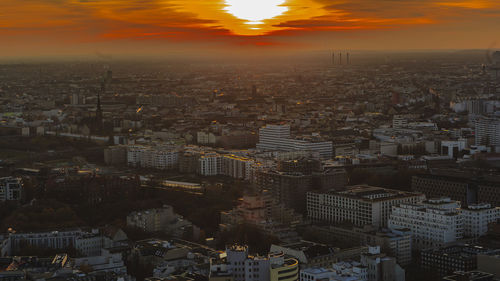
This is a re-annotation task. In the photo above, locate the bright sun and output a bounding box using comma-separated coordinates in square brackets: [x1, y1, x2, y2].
[223, 0, 289, 27]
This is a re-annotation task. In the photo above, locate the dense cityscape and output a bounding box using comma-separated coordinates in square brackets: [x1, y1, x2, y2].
[0, 50, 499, 281]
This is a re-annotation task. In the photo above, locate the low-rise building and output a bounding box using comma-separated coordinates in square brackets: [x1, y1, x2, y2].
[210, 245, 299, 281]
[299, 267, 336, 281]
[421, 245, 500, 277]
[307, 185, 425, 228]
[442, 271, 495, 281]
[308, 225, 412, 266]
[126, 205, 195, 238]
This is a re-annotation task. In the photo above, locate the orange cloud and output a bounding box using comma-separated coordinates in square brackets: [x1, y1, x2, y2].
[1, 0, 500, 55]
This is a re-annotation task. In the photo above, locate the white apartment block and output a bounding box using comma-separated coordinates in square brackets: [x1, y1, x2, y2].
[462, 203, 500, 238]
[221, 155, 254, 180]
[199, 153, 222, 176]
[256, 124, 333, 159]
[388, 197, 463, 249]
[127, 145, 179, 170]
[0, 177, 22, 202]
[307, 185, 425, 228]
[475, 116, 500, 147]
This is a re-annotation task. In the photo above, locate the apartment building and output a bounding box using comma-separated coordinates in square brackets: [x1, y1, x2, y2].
[221, 155, 254, 180]
[127, 145, 180, 170]
[388, 197, 463, 249]
[199, 152, 223, 176]
[0, 177, 22, 202]
[462, 203, 500, 237]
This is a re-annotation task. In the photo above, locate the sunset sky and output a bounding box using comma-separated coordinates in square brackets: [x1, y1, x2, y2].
[1, 0, 500, 58]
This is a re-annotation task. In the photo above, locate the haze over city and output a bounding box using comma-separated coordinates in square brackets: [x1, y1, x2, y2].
[1, 2, 500, 281]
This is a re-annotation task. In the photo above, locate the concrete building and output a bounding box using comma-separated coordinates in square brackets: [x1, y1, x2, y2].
[277, 158, 321, 175]
[126, 205, 194, 237]
[392, 116, 408, 129]
[441, 140, 467, 158]
[421, 245, 500, 276]
[307, 185, 425, 228]
[475, 116, 500, 148]
[270, 241, 342, 269]
[331, 261, 368, 281]
[388, 198, 463, 249]
[127, 145, 180, 170]
[199, 152, 222, 176]
[443, 271, 495, 281]
[179, 150, 201, 174]
[221, 191, 303, 243]
[211, 245, 299, 281]
[360, 246, 405, 281]
[0, 177, 22, 202]
[104, 145, 128, 165]
[256, 125, 333, 159]
[222, 155, 254, 180]
[74, 249, 127, 275]
[255, 170, 313, 213]
[308, 225, 412, 266]
[300, 267, 336, 281]
[256, 125, 293, 151]
[411, 174, 500, 207]
[197, 131, 217, 145]
[75, 230, 106, 257]
[0, 228, 125, 257]
[462, 203, 500, 237]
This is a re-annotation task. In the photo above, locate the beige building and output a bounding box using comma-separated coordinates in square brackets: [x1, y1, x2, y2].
[307, 185, 425, 228]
